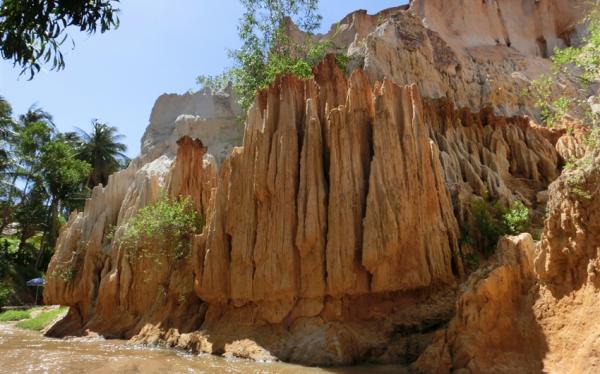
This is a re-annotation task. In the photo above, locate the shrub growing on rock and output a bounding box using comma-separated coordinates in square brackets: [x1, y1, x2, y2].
[527, 3, 599, 132]
[119, 196, 203, 263]
[466, 199, 531, 257]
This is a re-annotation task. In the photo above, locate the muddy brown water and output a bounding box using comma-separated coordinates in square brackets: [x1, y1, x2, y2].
[0, 323, 406, 373]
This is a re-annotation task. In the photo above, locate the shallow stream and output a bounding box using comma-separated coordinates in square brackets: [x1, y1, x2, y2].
[0, 323, 406, 373]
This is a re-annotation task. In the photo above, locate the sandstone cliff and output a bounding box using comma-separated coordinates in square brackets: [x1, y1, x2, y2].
[45, 57, 566, 365]
[304, 0, 588, 119]
[43, 0, 596, 370]
[414, 152, 600, 373]
[44, 90, 241, 337]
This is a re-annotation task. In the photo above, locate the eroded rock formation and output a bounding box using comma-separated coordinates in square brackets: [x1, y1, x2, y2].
[302, 0, 588, 119]
[412, 153, 600, 373]
[45, 56, 566, 366]
[413, 234, 544, 373]
[43, 0, 599, 370]
[44, 90, 241, 338]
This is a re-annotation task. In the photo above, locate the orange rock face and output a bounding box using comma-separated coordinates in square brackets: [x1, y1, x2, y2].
[194, 56, 562, 320]
[413, 234, 544, 373]
[45, 56, 567, 365]
[195, 60, 462, 325]
[414, 153, 600, 373]
[42, 0, 598, 369]
[45, 136, 215, 338]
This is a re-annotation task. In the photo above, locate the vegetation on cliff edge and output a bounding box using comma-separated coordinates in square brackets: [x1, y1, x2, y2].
[120, 195, 204, 264]
[461, 199, 530, 267]
[528, 2, 599, 135]
[195, 0, 353, 113]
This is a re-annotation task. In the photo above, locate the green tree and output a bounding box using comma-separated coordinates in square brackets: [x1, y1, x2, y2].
[0, 96, 15, 232]
[0, 0, 120, 78]
[0, 96, 14, 176]
[120, 195, 204, 263]
[76, 120, 128, 188]
[18, 105, 54, 128]
[14, 182, 48, 252]
[39, 139, 91, 256]
[197, 0, 325, 112]
[464, 199, 530, 257]
[0, 115, 54, 233]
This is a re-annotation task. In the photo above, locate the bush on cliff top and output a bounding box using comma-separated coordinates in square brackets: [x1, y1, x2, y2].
[119, 195, 204, 262]
[527, 3, 599, 130]
[195, 0, 352, 113]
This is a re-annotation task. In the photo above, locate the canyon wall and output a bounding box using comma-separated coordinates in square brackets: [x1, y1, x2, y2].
[414, 152, 600, 373]
[43, 0, 597, 369]
[45, 57, 565, 365]
[304, 0, 588, 119]
[44, 89, 241, 338]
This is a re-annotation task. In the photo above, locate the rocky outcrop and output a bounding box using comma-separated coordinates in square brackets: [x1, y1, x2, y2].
[44, 54, 566, 365]
[531, 152, 600, 373]
[48, 56, 568, 365]
[414, 153, 600, 373]
[44, 90, 241, 337]
[141, 88, 242, 164]
[310, 0, 587, 119]
[413, 234, 544, 373]
[411, 0, 586, 56]
[194, 63, 462, 325]
[535, 152, 600, 293]
[44, 0, 594, 369]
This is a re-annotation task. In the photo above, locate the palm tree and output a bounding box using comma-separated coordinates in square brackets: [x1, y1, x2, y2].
[76, 120, 129, 188]
[0, 96, 14, 174]
[18, 104, 54, 128]
[1, 102, 56, 232]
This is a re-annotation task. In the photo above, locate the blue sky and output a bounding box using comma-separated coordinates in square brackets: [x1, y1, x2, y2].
[0, 1, 406, 157]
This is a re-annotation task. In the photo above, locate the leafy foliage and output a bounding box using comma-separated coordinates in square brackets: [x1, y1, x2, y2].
[529, 75, 574, 127]
[0, 281, 12, 307]
[0, 97, 127, 301]
[527, 2, 600, 130]
[40, 140, 91, 201]
[565, 155, 595, 200]
[53, 265, 77, 283]
[502, 200, 530, 235]
[0, 0, 120, 78]
[120, 196, 204, 263]
[196, 0, 337, 112]
[0, 96, 14, 175]
[465, 199, 530, 256]
[75, 120, 129, 188]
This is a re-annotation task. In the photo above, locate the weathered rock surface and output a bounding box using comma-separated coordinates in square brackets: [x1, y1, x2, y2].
[414, 153, 600, 373]
[195, 64, 462, 323]
[532, 152, 600, 373]
[45, 90, 241, 337]
[47, 56, 566, 366]
[413, 234, 544, 373]
[310, 0, 587, 119]
[44, 0, 597, 369]
[141, 88, 242, 164]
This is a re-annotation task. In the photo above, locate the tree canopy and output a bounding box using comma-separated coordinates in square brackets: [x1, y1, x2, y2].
[197, 0, 328, 112]
[0, 0, 120, 78]
[0, 97, 127, 280]
[75, 120, 129, 188]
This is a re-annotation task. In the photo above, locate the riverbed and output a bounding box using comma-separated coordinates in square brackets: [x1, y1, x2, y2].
[0, 323, 406, 373]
